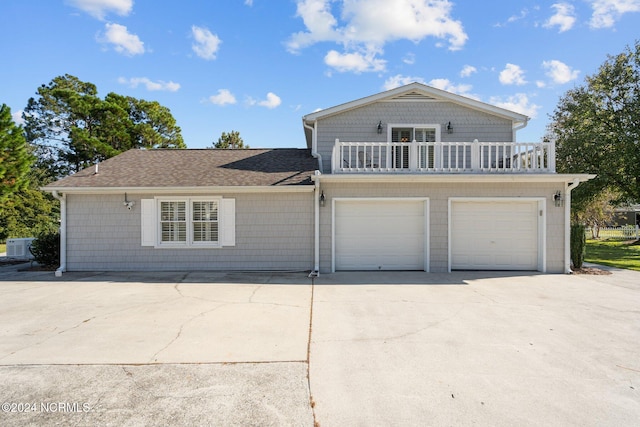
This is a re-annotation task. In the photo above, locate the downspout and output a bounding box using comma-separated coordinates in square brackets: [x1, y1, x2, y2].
[512, 118, 529, 140]
[51, 191, 67, 277]
[564, 179, 580, 274]
[304, 119, 322, 276]
[303, 119, 323, 172]
[311, 173, 321, 275]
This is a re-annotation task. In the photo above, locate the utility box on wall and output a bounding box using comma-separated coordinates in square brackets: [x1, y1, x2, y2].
[6, 238, 35, 259]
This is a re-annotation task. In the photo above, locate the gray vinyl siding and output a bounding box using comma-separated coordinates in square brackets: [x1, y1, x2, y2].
[316, 101, 513, 173]
[65, 192, 314, 272]
[318, 181, 566, 274]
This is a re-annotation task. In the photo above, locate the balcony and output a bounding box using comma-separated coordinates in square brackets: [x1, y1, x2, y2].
[332, 139, 556, 174]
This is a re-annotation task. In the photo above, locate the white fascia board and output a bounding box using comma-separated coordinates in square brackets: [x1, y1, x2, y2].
[312, 173, 596, 184]
[302, 82, 529, 125]
[41, 185, 315, 195]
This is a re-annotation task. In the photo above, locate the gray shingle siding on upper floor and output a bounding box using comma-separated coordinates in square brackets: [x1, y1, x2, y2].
[315, 101, 513, 174]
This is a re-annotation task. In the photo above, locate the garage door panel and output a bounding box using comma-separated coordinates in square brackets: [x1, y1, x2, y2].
[451, 200, 539, 271]
[335, 200, 426, 271]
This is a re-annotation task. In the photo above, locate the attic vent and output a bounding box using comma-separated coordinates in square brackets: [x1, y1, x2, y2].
[390, 91, 437, 101]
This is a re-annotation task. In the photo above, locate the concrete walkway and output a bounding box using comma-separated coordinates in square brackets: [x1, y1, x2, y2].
[0, 268, 638, 426]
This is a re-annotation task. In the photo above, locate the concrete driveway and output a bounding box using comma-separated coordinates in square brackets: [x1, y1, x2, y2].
[0, 265, 638, 426]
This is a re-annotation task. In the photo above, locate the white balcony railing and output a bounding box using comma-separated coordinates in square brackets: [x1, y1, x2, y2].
[331, 139, 556, 173]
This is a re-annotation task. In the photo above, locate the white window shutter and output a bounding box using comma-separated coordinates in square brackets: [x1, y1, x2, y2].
[141, 199, 156, 246]
[220, 198, 236, 246]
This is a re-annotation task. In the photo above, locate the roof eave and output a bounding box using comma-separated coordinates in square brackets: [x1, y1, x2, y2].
[303, 82, 529, 124]
[312, 173, 596, 184]
[41, 185, 315, 195]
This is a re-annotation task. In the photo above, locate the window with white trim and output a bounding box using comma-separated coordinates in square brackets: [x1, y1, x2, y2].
[141, 197, 235, 248]
[390, 126, 439, 169]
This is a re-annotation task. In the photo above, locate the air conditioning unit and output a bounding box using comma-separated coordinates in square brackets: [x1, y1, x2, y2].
[6, 238, 36, 259]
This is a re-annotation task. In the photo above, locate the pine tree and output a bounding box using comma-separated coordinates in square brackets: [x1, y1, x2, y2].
[0, 104, 33, 203]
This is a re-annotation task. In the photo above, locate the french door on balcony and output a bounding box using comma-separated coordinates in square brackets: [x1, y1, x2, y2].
[391, 127, 437, 169]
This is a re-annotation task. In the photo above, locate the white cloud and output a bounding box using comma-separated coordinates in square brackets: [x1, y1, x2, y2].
[99, 23, 144, 56]
[259, 92, 282, 109]
[247, 92, 282, 109]
[118, 77, 180, 92]
[589, 0, 640, 28]
[499, 63, 527, 85]
[508, 8, 529, 23]
[544, 3, 577, 32]
[490, 93, 540, 118]
[191, 26, 221, 60]
[245, 0, 254, 5]
[66, 0, 132, 20]
[208, 89, 237, 106]
[403, 53, 416, 65]
[428, 78, 479, 99]
[460, 65, 477, 78]
[287, 0, 467, 73]
[542, 59, 580, 84]
[11, 110, 24, 126]
[324, 49, 386, 73]
[383, 74, 426, 90]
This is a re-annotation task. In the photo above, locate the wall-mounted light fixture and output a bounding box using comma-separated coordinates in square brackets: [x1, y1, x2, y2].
[123, 193, 135, 211]
[320, 191, 326, 207]
[377, 121, 383, 134]
[553, 191, 564, 207]
[446, 121, 453, 134]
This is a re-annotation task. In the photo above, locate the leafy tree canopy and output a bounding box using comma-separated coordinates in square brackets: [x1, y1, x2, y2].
[549, 41, 640, 210]
[214, 130, 248, 149]
[24, 74, 185, 179]
[0, 103, 33, 203]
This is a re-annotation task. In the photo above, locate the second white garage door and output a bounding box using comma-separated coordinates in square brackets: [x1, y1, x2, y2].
[334, 199, 427, 271]
[450, 199, 542, 271]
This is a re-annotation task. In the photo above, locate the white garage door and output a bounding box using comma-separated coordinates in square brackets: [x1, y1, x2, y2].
[335, 200, 426, 271]
[450, 200, 540, 270]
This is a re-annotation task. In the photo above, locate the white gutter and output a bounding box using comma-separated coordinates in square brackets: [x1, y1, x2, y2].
[51, 191, 66, 277]
[564, 179, 581, 274]
[43, 186, 315, 195]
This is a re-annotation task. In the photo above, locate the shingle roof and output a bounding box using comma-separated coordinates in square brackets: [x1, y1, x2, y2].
[45, 148, 318, 189]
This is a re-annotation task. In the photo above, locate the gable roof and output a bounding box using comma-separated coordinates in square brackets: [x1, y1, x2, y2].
[303, 82, 529, 124]
[44, 148, 318, 192]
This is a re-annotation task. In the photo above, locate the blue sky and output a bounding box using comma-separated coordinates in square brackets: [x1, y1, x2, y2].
[1, 0, 638, 148]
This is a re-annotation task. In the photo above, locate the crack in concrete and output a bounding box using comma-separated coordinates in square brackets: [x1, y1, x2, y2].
[147, 304, 226, 363]
[317, 306, 466, 343]
[0, 296, 183, 362]
[248, 285, 262, 303]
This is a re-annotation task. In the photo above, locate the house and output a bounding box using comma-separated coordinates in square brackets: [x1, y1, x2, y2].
[44, 83, 594, 276]
[610, 204, 640, 227]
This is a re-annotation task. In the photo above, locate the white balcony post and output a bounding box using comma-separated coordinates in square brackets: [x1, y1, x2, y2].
[409, 140, 418, 171]
[548, 141, 556, 172]
[471, 139, 480, 171]
[332, 138, 340, 173]
[434, 142, 442, 170]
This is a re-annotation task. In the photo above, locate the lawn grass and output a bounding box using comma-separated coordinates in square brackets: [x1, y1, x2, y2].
[0, 243, 5, 254]
[585, 239, 640, 271]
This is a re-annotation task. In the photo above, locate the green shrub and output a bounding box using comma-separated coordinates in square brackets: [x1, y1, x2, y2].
[570, 224, 586, 269]
[30, 231, 60, 267]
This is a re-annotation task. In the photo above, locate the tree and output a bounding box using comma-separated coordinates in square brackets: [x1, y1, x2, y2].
[23, 74, 185, 179]
[549, 41, 640, 210]
[214, 130, 248, 149]
[574, 188, 618, 238]
[0, 188, 58, 241]
[0, 104, 33, 204]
